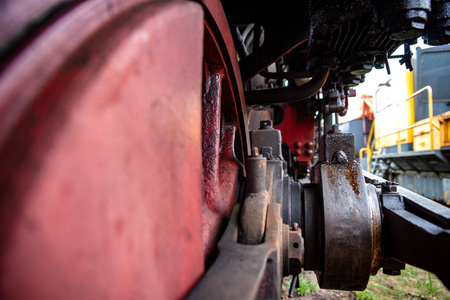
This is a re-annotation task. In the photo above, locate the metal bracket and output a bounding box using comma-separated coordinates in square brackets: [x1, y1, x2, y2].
[188, 204, 283, 300]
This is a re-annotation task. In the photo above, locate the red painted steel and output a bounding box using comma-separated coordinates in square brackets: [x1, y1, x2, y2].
[0, 0, 80, 59]
[276, 104, 316, 163]
[0, 1, 211, 299]
[201, 22, 244, 266]
[200, 0, 250, 156]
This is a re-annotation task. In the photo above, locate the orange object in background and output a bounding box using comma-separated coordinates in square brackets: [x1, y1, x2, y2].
[339, 94, 374, 124]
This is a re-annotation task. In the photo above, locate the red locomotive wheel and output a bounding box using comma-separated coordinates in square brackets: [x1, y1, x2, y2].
[0, 0, 245, 299]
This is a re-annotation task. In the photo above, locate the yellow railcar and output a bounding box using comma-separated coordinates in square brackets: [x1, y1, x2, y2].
[363, 44, 450, 204]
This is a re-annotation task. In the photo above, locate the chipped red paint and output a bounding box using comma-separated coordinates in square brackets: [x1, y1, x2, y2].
[276, 104, 316, 163]
[201, 21, 244, 266]
[0, 0, 230, 299]
[0, 0, 247, 298]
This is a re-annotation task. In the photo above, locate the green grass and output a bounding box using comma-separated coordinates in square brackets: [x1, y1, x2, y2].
[296, 274, 318, 296]
[282, 278, 292, 293]
[356, 289, 377, 300]
[283, 265, 450, 299]
[282, 274, 318, 297]
[361, 265, 450, 300]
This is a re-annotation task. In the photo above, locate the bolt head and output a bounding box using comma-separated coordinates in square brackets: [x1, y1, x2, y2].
[381, 181, 399, 193]
[305, 142, 314, 149]
[251, 147, 261, 157]
[259, 120, 273, 129]
[331, 125, 341, 133]
[332, 150, 347, 163]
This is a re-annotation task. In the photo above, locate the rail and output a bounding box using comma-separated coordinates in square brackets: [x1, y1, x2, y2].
[359, 86, 439, 172]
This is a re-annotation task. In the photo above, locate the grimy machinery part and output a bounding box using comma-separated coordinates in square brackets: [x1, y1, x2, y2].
[2, 0, 450, 299]
[190, 121, 450, 299]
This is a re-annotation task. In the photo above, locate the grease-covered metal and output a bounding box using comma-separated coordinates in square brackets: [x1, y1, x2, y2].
[309, 130, 380, 290]
[239, 148, 269, 245]
[319, 161, 373, 290]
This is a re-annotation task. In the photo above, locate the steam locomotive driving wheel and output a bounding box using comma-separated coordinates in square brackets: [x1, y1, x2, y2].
[0, 0, 246, 298]
[1, 0, 449, 299]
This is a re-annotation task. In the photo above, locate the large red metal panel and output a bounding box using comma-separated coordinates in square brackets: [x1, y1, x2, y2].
[200, 21, 245, 266]
[0, 1, 205, 299]
[276, 105, 315, 163]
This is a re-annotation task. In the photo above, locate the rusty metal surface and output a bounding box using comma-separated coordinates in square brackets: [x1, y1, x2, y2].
[200, 1, 250, 264]
[250, 120, 282, 159]
[245, 67, 330, 105]
[286, 228, 303, 276]
[188, 203, 283, 300]
[319, 162, 373, 290]
[239, 192, 270, 245]
[398, 186, 450, 229]
[364, 171, 450, 288]
[302, 184, 322, 271]
[290, 181, 302, 229]
[236, 120, 306, 292]
[383, 206, 450, 288]
[318, 131, 356, 162]
[201, 25, 245, 263]
[364, 171, 450, 229]
[367, 184, 383, 275]
[201, 0, 250, 156]
[0, 1, 207, 299]
[2, 0, 450, 298]
[239, 150, 269, 245]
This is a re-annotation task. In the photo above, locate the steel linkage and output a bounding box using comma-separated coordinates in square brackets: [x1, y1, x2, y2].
[244, 67, 330, 105]
[310, 130, 378, 290]
[190, 1, 450, 295]
[190, 120, 304, 299]
[190, 118, 450, 299]
[365, 173, 450, 289]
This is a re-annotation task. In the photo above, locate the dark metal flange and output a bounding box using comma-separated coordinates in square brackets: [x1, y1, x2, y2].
[318, 161, 374, 290]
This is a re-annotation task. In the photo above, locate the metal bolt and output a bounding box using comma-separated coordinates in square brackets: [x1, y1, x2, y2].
[259, 120, 273, 129]
[381, 181, 399, 193]
[331, 125, 341, 133]
[293, 223, 299, 231]
[333, 150, 347, 163]
[370, 179, 381, 187]
[336, 155, 345, 163]
[294, 149, 302, 157]
[305, 142, 314, 149]
[261, 146, 273, 159]
[251, 147, 260, 157]
[294, 142, 302, 149]
[305, 149, 314, 157]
